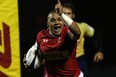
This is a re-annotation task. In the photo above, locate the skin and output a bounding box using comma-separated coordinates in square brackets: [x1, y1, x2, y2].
[47, 12, 64, 36]
[62, 6, 104, 62]
[23, 3, 81, 68]
[53, 3, 81, 40]
[63, 7, 75, 19]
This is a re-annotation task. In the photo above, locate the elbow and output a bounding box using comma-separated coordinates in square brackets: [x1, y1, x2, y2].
[76, 33, 81, 40]
[76, 28, 81, 39]
[73, 32, 81, 41]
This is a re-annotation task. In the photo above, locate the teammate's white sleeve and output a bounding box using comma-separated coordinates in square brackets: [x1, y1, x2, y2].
[25, 41, 38, 66]
[25, 41, 44, 69]
[29, 41, 38, 51]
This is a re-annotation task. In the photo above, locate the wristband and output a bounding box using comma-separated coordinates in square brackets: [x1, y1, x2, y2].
[60, 13, 73, 27]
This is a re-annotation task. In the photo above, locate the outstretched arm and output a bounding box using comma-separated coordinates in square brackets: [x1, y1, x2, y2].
[92, 30, 104, 62]
[23, 41, 38, 68]
[23, 41, 40, 69]
[55, 0, 81, 41]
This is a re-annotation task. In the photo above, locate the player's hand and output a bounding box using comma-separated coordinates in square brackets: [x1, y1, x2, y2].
[55, 0, 63, 15]
[94, 51, 104, 62]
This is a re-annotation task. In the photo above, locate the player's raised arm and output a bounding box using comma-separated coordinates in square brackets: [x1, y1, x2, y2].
[55, 0, 81, 40]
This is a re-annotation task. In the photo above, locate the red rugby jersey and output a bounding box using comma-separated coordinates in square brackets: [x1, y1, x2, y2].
[37, 26, 80, 77]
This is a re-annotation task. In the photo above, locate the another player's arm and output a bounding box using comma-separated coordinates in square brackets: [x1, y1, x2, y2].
[92, 30, 104, 62]
[23, 41, 38, 68]
[85, 24, 104, 62]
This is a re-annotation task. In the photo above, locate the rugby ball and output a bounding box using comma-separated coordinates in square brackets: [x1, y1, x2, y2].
[25, 43, 41, 69]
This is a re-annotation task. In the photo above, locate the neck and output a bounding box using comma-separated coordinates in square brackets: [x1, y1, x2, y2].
[48, 29, 57, 37]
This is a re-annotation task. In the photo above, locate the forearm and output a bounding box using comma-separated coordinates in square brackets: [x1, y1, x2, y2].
[55, 3, 81, 39]
[60, 13, 81, 40]
[69, 21, 81, 36]
[92, 30, 103, 52]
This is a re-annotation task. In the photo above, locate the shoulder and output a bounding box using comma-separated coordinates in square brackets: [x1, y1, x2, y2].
[77, 22, 94, 30]
[37, 29, 49, 40]
[76, 22, 94, 37]
[76, 22, 90, 32]
[37, 29, 48, 36]
[77, 22, 89, 27]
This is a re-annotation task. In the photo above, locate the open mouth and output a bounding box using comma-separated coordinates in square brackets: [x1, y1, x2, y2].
[54, 26, 61, 30]
[54, 25, 61, 33]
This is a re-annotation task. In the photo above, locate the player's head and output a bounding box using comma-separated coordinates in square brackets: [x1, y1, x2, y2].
[47, 10, 64, 36]
[63, 3, 75, 19]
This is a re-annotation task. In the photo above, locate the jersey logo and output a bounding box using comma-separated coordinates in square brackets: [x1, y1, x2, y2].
[43, 39, 48, 43]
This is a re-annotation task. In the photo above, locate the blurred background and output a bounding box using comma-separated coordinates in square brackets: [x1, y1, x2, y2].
[18, 0, 116, 77]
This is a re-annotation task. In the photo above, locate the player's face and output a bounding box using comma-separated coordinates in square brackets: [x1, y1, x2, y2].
[47, 12, 64, 36]
[63, 7, 75, 19]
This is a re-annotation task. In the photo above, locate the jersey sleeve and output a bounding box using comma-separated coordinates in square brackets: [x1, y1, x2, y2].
[82, 22, 95, 37]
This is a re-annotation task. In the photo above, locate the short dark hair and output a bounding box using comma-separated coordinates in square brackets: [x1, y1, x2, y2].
[63, 3, 75, 14]
[47, 10, 56, 18]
